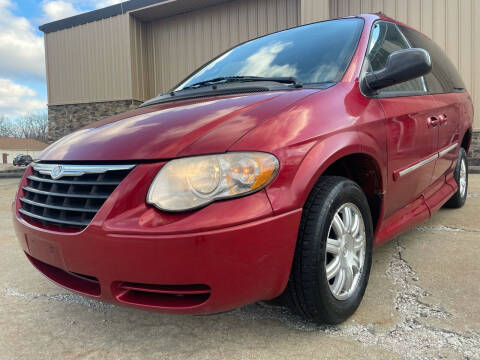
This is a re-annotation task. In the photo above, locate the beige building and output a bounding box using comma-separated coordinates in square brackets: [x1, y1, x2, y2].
[0, 137, 48, 165]
[40, 0, 479, 161]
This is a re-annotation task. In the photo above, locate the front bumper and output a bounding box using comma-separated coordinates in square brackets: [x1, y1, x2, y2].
[13, 163, 302, 314]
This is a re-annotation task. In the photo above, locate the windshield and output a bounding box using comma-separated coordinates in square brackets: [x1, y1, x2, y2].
[175, 18, 364, 91]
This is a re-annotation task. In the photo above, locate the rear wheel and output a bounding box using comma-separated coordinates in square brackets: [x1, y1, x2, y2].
[444, 147, 468, 209]
[285, 176, 373, 324]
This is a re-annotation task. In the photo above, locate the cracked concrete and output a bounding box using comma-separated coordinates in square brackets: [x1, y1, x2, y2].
[1, 176, 479, 360]
[416, 225, 480, 233]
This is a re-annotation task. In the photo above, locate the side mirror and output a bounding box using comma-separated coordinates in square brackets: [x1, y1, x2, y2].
[362, 48, 432, 93]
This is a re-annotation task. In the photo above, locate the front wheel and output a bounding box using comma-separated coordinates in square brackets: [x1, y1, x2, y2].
[444, 147, 468, 209]
[285, 176, 373, 324]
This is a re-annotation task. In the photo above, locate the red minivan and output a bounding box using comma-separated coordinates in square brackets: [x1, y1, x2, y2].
[13, 14, 472, 324]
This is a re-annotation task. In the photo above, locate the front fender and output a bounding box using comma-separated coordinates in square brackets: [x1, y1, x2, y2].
[266, 130, 387, 215]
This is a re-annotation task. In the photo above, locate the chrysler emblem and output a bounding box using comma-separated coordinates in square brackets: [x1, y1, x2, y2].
[50, 165, 64, 180]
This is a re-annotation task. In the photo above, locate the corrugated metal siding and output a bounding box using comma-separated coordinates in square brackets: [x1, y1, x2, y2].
[333, 0, 479, 130]
[143, 0, 300, 97]
[130, 16, 150, 101]
[45, 14, 132, 105]
[299, 0, 330, 24]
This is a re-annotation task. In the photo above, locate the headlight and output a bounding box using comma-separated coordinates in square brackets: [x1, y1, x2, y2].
[147, 152, 279, 212]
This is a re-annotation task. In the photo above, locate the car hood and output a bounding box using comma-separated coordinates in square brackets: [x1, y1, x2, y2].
[38, 90, 317, 161]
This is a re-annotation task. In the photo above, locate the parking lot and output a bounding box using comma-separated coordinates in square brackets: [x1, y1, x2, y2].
[1, 176, 479, 360]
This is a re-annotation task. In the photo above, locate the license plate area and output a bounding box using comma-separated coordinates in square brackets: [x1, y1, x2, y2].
[26, 235, 64, 269]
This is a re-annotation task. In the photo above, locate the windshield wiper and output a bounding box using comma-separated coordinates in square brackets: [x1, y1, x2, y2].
[180, 76, 303, 90]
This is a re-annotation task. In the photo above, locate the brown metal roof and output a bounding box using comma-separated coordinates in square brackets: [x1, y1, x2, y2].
[130, 0, 232, 21]
[39, 0, 233, 33]
[39, 0, 167, 33]
[0, 137, 48, 151]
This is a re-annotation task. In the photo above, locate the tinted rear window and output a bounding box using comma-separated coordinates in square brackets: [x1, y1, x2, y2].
[176, 18, 364, 90]
[399, 25, 465, 94]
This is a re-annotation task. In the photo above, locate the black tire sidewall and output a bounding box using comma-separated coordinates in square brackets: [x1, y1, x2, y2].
[305, 180, 373, 322]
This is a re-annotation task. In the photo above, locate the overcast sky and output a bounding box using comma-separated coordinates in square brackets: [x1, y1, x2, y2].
[0, 0, 123, 118]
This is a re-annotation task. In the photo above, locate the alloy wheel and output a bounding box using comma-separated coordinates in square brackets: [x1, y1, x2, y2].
[459, 157, 467, 198]
[325, 203, 366, 300]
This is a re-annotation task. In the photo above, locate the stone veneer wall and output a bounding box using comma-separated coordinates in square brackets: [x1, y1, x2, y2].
[468, 131, 480, 169]
[48, 100, 142, 142]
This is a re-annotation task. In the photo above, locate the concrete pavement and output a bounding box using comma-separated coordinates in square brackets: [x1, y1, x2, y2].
[1, 176, 479, 360]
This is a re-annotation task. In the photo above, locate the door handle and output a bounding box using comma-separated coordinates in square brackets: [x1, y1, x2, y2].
[438, 114, 448, 126]
[427, 116, 440, 128]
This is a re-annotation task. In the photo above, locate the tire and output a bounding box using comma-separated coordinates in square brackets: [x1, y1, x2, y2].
[444, 147, 468, 209]
[284, 176, 373, 324]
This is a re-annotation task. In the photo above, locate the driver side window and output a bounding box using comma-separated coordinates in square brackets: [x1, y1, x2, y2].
[366, 21, 426, 96]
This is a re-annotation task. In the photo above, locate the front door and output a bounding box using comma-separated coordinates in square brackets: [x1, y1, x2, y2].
[363, 21, 438, 217]
[380, 96, 438, 217]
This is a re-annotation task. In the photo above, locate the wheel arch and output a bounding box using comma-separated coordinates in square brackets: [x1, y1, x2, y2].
[279, 132, 387, 233]
[461, 127, 472, 152]
[320, 153, 384, 232]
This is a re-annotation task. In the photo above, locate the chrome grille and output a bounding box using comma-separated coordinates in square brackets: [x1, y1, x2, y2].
[19, 164, 135, 229]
